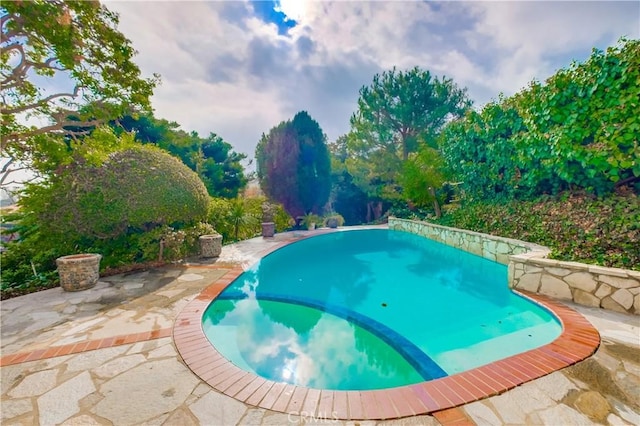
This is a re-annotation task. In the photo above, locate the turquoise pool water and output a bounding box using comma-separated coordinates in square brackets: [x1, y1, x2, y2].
[202, 229, 561, 390]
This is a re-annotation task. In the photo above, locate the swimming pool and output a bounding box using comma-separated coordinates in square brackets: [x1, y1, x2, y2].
[201, 229, 561, 391]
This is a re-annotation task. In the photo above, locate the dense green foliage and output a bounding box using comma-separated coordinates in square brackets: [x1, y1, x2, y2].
[1, 140, 211, 296]
[30, 145, 209, 241]
[1, 0, 157, 186]
[335, 67, 470, 219]
[442, 39, 640, 200]
[328, 139, 369, 224]
[350, 67, 471, 161]
[400, 147, 447, 215]
[208, 196, 292, 242]
[256, 111, 331, 217]
[431, 192, 640, 270]
[115, 114, 247, 198]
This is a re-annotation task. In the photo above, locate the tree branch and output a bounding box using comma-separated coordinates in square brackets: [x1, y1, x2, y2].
[1, 87, 80, 115]
[0, 161, 31, 187]
[2, 117, 104, 150]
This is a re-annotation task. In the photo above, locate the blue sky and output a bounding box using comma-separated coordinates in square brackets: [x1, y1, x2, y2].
[102, 0, 639, 164]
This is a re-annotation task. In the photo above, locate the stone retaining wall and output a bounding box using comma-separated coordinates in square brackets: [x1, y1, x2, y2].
[388, 217, 640, 315]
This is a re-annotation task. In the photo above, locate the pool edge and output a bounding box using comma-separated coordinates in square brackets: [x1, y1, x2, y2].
[173, 232, 601, 421]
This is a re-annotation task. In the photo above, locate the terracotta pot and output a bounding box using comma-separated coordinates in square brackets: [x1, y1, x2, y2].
[56, 253, 102, 292]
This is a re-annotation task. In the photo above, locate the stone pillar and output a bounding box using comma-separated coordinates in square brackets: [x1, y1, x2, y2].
[262, 222, 275, 238]
[199, 234, 223, 258]
[56, 254, 102, 292]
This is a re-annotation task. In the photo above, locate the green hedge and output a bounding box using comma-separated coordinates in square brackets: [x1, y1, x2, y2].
[432, 192, 639, 270]
[442, 38, 640, 200]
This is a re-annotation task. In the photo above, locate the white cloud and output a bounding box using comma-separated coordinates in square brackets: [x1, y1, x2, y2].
[100, 0, 639, 162]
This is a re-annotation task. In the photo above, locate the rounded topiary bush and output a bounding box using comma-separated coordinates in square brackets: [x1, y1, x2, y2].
[40, 145, 209, 240]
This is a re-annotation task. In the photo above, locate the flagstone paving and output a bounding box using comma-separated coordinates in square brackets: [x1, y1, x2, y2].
[1, 230, 639, 425]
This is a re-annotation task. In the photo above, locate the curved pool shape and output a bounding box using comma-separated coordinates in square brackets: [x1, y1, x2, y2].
[202, 229, 561, 391]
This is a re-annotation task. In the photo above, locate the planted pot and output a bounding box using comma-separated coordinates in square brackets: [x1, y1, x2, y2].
[326, 218, 339, 229]
[200, 234, 223, 258]
[262, 222, 275, 238]
[56, 254, 102, 292]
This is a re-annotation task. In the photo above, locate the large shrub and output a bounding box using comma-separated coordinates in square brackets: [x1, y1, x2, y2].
[208, 196, 292, 242]
[1, 145, 210, 295]
[32, 145, 209, 241]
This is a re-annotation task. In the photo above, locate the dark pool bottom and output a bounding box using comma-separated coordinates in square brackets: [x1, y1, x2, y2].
[215, 291, 447, 381]
[174, 264, 601, 420]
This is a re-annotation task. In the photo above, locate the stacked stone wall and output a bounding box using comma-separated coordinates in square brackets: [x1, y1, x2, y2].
[389, 217, 639, 315]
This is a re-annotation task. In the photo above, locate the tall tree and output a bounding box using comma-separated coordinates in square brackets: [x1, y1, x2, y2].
[350, 67, 470, 161]
[1, 0, 158, 186]
[256, 111, 331, 218]
[115, 113, 247, 198]
[291, 111, 331, 214]
[345, 67, 471, 217]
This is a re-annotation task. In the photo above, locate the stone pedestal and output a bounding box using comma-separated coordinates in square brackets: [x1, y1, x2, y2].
[199, 234, 222, 258]
[262, 222, 275, 238]
[56, 254, 102, 292]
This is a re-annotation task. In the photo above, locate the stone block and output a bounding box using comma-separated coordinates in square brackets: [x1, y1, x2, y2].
[574, 391, 611, 422]
[611, 288, 634, 310]
[599, 274, 639, 289]
[38, 372, 96, 425]
[634, 294, 640, 314]
[483, 239, 497, 255]
[496, 241, 510, 255]
[517, 273, 541, 292]
[595, 284, 613, 299]
[483, 252, 497, 262]
[601, 296, 630, 314]
[540, 274, 572, 300]
[545, 267, 572, 277]
[496, 253, 510, 265]
[573, 289, 601, 308]
[537, 404, 592, 425]
[565, 272, 598, 293]
[514, 268, 525, 280]
[531, 258, 561, 267]
[524, 264, 543, 273]
[589, 266, 628, 277]
[468, 241, 483, 256]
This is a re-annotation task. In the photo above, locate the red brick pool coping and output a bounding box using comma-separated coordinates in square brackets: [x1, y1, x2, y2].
[0, 328, 172, 367]
[173, 239, 601, 421]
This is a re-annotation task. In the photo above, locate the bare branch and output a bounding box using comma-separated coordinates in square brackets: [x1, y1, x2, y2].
[0, 158, 15, 175]
[0, 163, 31, 187]
[1, 87, 80, 115]
[2, 117, 104, 150]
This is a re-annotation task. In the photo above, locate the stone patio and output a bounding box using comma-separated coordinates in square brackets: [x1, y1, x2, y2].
[1, 230, 639, 425]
